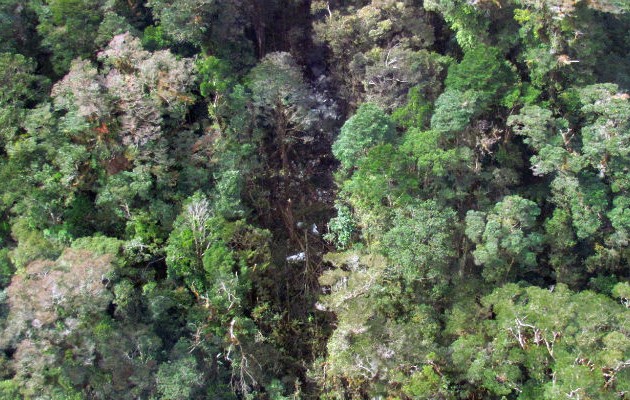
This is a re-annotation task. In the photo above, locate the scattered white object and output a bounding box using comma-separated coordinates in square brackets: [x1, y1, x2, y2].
[311, 224, 319, 235]
[286, 252, 306, 263]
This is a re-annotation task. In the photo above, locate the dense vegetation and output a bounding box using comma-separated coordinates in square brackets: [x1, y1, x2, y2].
[0, 0, 628, 398]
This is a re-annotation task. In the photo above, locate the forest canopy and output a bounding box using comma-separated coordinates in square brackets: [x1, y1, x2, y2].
[0, 0, 628, 399]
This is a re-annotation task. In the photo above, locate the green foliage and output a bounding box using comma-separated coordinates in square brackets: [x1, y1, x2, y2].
[450, 283, 630, 399]
[166, 193, 216, 285]
[248, 52, 316, 129]
[423, 0, 490, 49]
[96, 11, 136, 47]
[430, 89, 481, 134]
[0, 52, 47, 108]
[0, 248, 13, 288]
[198, 56, 233, 98]
[466, 196, 543, 283]
[0, 0, 39, 55]
[146, 0, 216, 45]
[0, 52, 49, 152]
[508, 105, 576, 176]
[35, 0, 106, 74]
[96, 169, 153, 219]
[324, 202, 356, 249]
[392, 86, 432, 129]
[611, 281, 630, 307]
[432, 44, 518, 136]
[343, 144, 414, 208]
[401, 128, 471, 179]
[70, 235, 123, 256]
[146, 0, 256, 68]
[341, 144, 417, 241]
[332, 103, 395, 170]
[10, 218, 64, 268]
[0, 379, 21, 399]
[578, 83, 630, 189]
[213, 169, 246, 220]
[544, 209, 579, 285]
[318, 250, 443, 398]
[156, 355, 203, 399]
[197, 55, 234, 124]
[445, 44, 517, 106]
[551, 173, 609, 240]
[363, 48, 450, 111]
[312, 0, 436, 106]
[203, 241, 235, 275]
[142, 25, 171, 51]
[508, 105, 562, 151]
[382, 200, 457, 287]
[402, 365, 448, 399]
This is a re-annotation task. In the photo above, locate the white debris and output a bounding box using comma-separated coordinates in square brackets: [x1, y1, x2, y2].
[286, 252, 306, 263]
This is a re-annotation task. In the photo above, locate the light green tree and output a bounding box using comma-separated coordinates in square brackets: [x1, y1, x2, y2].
[332, 103, 395, 171]
[449, 283, 630, 399]
[382, 200, 457, 291]
[466, 195, 543, 283]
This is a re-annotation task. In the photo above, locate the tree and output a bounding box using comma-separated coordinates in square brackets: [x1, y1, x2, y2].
[156, 354, 204, 399]
[49, 33, 198, 230]
[423, 0, 491, 50]
[332, 103, 395, 171]
[146, 0, 216, 45]
[146, 0, 256, 68]
[312, 0, 436, 105]
[444, 44, 518, 108]
[0, 54, 52, 239]
[508, 105, 575, 176]
[400, 128, 473, 201]
[52, 33, 196, 148]
[248, 52, 335, 176]
[508, 96, 627, 277]
[166, 193, 216, 286]
[449, 283, 630, 398]
[382, 200, 458, 294]
[551, 173, 609, 240]
[431, 43, 519, 137]
[34, 0, 107, 74]
[197, 55, 234, 127]
[165, 193, 280, 397]
[578, 84, 630, 189]
[466, 195, 544, 283]
[0, 0, 40, 55]
[0, 249, 164, 399]
[430, 89, 482, 136]
[362, 47, 449, 112]
[95, 167, 153, 219]
[544, 208, 580, 286]
[341, 144, 417, 241]
[0, 52, 48, 143]
[324, 202, 356, 250]
[316, 251, 443, 398]
[0, 248, 13, 289]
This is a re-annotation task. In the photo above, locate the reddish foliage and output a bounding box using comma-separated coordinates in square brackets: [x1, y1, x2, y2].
[104, 153, 132, 175]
